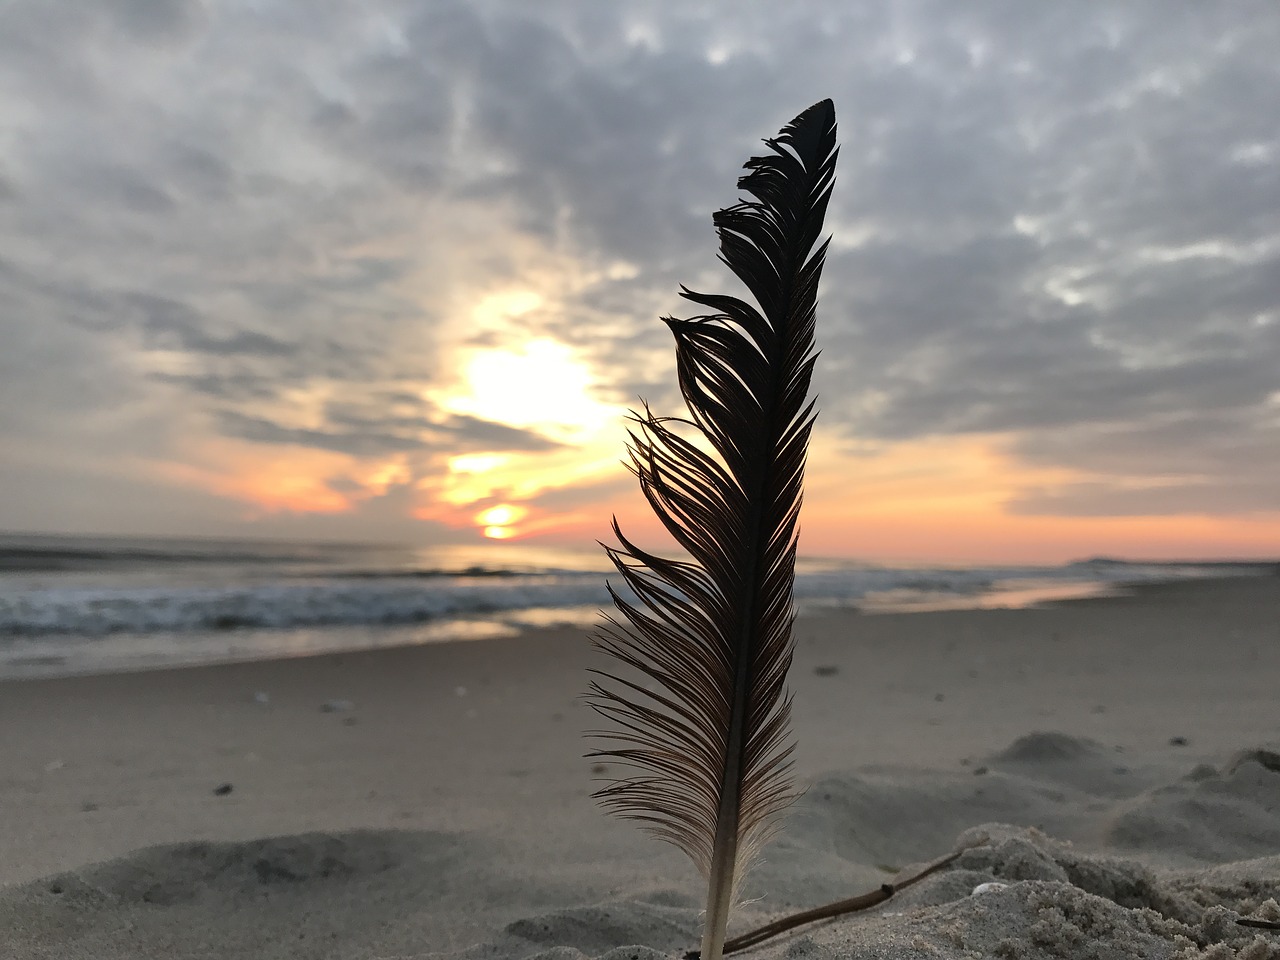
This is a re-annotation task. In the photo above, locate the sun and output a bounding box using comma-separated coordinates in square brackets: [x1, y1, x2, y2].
[476, 503, 528, 539]
[443, 338, 614, 443]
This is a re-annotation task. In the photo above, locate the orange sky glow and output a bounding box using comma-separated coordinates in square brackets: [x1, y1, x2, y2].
[150, 345, 1280, 565]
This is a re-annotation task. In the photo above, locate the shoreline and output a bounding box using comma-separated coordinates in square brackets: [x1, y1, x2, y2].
[2, 574, 1277, 957]
[3, 569, 1273, 684]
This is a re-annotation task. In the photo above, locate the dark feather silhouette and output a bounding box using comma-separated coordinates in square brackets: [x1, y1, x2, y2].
[586, 100, 837, 960]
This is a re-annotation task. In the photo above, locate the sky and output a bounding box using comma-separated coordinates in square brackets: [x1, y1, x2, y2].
[1, 1, 1277, 564]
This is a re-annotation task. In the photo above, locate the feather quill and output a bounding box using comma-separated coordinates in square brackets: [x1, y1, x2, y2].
[586, 100, 837, 960]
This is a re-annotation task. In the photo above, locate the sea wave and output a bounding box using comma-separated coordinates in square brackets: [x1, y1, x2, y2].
[4, 559, 1267, 638]
[0, 574, 610, 637]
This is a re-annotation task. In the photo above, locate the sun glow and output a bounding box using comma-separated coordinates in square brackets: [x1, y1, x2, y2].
[476, 502, 528, 539]
[448, 453, 509, 474]
[416, 313, 630, 539]
[154, 440, 356, 516]
[442, 337, 614, 442]
[360, 459, 411, 496]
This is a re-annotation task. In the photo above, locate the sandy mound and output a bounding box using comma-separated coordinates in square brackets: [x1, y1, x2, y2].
[3, 735, 1277, 959]
[446, 828, 1280, 959]
[450, 735, 1280, 960]
[0, 830, 527, 958]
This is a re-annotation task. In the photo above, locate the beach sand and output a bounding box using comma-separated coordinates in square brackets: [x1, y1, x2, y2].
[1, 576, 1277, 958]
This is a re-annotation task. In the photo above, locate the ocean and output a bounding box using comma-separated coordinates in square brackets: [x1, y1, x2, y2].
[0, 532, 1270, 680]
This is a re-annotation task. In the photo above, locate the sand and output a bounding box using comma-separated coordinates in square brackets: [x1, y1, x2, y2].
[1, 575, 1277, 959]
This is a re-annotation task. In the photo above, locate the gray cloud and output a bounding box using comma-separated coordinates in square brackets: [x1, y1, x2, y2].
[216, 408, 560, 459]
[85, 163, 178, 215]
[436, 414, 564, 452]
[125, 293, 296, 357]
[158, 142, 236, 203]
[1011, 480, 1279, 518]
[215, 411, 420, 458]
[524, 474, 635, 513]
[147, 371, 278, 402]
[104, 0, 207, 46]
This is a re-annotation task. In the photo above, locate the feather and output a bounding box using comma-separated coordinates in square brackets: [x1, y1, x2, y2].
[586, 100, 837, 960]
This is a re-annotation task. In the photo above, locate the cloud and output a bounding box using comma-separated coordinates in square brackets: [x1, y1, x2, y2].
[125, 293, 295, 357]
[521, 473, 634, 513]
[1006, 404, 1280, 516]
[1011, 480, 1279, 518]
[437, 414, 564, 452]
[215, 411, 418, 458]
[104, 0, 207, 46]
[216, 409, 560, 459]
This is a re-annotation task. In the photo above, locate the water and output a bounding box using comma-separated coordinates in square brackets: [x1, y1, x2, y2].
[0, 532, 1270, 680]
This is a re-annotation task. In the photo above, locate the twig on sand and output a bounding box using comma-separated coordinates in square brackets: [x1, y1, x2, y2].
[1238, 918, 1280, 931]
[684, 841, 984, 959]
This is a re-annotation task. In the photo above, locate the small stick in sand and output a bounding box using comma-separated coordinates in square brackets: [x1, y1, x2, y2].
[1237, 918, 1280, 931]
[684, 842, 982, 958]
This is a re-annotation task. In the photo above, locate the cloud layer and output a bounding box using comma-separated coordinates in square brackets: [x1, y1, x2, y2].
[1, 0, 1276, 549]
